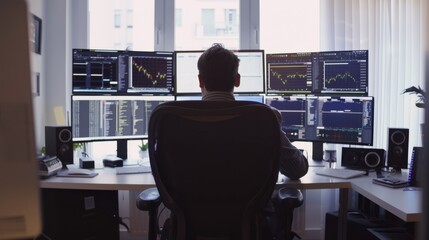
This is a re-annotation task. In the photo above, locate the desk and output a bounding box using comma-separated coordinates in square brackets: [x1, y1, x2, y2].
[40, 167, 156, 191]
[40, 167, 421, 240]
[351, 173, 421, 222]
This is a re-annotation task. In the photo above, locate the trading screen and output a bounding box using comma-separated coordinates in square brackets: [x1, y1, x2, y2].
[72, 95, 174, 142]
[72, 49, 174, 94]
[266, 50, 368, 95]
[265, 96, 374, 145]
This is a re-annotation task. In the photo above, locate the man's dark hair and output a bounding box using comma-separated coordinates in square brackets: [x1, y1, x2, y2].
[197, 43, 240, 92]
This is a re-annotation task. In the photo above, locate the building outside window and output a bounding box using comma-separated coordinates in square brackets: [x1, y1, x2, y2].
[201, 9, 215, 36]
[175, 0, 239, 50]
[89, 0, 154, 51]
[126, 9, 133, 28]
[260, 0, 320, 53]
[114, 10, 121, 28]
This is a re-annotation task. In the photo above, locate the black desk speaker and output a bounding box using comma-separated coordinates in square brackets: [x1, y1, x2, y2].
[45, 126, 73, 165]
[342, 147, 385, 170]
[387, 128, 409, 170]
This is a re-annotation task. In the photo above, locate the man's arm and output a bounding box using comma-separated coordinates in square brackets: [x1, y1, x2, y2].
[270, 107, 309, 180]
[279, 132, 309, 180]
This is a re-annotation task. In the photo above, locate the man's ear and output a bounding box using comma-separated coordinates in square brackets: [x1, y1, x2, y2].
[234, 74, 241, 87]
[198, 74, 205, 89]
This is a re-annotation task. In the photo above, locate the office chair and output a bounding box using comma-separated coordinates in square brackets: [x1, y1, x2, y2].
[136, 101, 304, 240]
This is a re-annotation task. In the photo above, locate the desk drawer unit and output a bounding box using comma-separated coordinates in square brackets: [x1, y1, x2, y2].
[41, 189, 119, 240]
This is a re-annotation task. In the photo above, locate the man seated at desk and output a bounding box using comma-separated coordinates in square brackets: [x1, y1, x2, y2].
[196, 43, 309, 238]
[196, 43, 309, 179]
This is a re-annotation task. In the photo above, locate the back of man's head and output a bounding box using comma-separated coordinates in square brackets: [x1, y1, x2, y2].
[197, 43, 240, 92]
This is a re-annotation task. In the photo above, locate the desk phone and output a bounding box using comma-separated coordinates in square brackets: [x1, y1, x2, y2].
[39, 155, 62, 177]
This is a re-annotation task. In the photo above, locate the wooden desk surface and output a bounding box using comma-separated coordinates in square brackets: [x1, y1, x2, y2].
[40, 166, 351, 191]
[39, 166, 422, 222]
[351, 172, 422, 222]
[39, 167, 156, 191]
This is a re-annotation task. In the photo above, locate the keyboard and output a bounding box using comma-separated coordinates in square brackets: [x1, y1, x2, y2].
[116, 165, 152, 175]
[314, 168, 366, 179]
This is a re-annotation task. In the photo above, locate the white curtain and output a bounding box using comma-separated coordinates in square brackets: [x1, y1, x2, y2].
[320, 0, 426, 162]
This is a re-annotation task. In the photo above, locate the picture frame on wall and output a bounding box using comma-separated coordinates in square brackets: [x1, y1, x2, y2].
[30, 14, 41, 54]
[32, 72, 40, 97]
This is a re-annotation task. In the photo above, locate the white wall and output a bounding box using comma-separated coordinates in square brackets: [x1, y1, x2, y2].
[27, 0, 46, 151]
[27, 0, 88, 151]
[27, 0, 70, 151]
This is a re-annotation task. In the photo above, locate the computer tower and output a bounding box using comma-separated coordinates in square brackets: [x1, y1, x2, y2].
[41, 189, 119, 240]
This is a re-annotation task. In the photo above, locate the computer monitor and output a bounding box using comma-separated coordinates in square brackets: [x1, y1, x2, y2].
[72, 95, 174, 141]
[126, 51, 174, 94]
[175, 50, 265, 94]
[266, 50, 368, 95]
[71, 95, 174, 158]
[265, 95, 374, 145]
[314, 50, 368, 95]
[72, 49, 174, 95]
[266, 52, 313, 95]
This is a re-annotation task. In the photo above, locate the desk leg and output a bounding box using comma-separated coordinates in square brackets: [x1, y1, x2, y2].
[338, 188, 348, 240]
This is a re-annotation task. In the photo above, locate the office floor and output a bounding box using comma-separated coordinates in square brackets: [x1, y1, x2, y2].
[120, 231, 146, 240]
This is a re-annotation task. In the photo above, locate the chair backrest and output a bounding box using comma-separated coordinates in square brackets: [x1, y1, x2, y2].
[148, 101, 280, 240]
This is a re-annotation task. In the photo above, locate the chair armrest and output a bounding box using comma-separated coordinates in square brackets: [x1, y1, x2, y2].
[136, 187, 162, 211]
[276, 188, 304, 209]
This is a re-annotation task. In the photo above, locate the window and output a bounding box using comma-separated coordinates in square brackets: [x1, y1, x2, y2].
[114, 10, 121, 28]
[88, 0, 155, 159]
[174, 0, 239, 50]
[87, 0, 320, 158]
[175, 8, 182, 27]
[126, 9, 133, 28]
[201, 9, 215, 36]
[224, 9, 238, 35]
[260, 0, 320, 53]
[89, 0, 155, 51]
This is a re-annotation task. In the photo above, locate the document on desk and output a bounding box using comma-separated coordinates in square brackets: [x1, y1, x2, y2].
[56, 169, 98, 178]
[314, 168, 366, 179]
[116, 165, 151, 175]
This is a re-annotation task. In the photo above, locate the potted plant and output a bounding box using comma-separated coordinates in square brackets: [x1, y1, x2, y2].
[403, 85, 426, 142]
[138, 139, 149, 159]
[403, 85, 426, 108]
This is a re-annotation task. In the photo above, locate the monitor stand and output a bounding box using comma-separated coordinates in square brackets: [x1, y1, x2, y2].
[117, 139, 128, 160]
[312, 142, 324, 161]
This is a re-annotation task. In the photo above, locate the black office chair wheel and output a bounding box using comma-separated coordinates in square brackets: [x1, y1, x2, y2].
[136, 187, 162, 240]
[277, 188, 304, 240]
